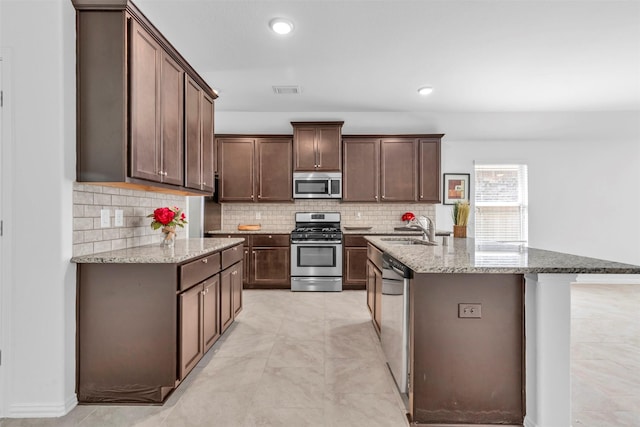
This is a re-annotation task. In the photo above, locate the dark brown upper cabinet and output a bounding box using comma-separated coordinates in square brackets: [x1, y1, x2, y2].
[343, 135, 443, 203]
[217, 136, 293, 203]
[73, 0, 217, 196]
[292, 122, 343, 171]
[418, 138, 441, 202]
[185, 76, 215, 194]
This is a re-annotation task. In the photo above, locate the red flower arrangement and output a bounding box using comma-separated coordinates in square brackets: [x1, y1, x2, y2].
[401, 212, 415, 222]
[148, 206, 188, 230]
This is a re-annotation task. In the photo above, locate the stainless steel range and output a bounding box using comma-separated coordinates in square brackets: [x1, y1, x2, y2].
[290, 212, 343, 292]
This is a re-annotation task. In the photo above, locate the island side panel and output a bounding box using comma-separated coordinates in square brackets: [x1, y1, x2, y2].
[77, 263, 178, 403]
[410, 273, 525, 425]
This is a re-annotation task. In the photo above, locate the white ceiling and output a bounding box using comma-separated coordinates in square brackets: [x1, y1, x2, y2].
[136, 0, 640, 115]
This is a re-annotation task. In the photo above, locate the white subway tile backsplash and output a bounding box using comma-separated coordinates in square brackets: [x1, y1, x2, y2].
[73, 191, 94, 205]
[220, 200, 436, 232]
[72, 183, 188, 257]
[73, 217, 94, 231]
[94, 193, 112, 205]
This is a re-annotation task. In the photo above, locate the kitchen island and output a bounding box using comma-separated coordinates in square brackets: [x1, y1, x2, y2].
[71, 238, 244, 404]
[365, 236, 640, 427]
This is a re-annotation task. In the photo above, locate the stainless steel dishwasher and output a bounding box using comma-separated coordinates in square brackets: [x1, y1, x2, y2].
[381, 252, 411, 409]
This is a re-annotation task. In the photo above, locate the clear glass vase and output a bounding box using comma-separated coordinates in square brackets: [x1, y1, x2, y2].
[161, 226, 176, 247]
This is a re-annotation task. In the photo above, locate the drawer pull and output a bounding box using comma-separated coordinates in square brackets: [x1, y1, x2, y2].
[202, 258, 208, 264]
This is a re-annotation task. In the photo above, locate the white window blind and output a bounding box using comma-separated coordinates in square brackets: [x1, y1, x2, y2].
[474, 164, 528, 243]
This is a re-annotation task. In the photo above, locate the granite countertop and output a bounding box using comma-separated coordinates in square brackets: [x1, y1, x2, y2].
[206, 229, 293, 235]
[365, 236, 640, 274]
[207, 228, 452, 236]
[71, 238, 245, 264]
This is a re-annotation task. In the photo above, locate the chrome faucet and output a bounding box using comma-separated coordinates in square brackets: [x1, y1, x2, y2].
[408, 216, 435, 242]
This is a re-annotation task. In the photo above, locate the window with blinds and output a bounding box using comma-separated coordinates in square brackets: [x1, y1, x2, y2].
[474, 164, 528, 243]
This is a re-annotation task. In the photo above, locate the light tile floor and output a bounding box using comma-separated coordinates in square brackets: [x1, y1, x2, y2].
[2, 285, 638, 427]
[571, 283, 640, 427]
[0, 290, 409, 427]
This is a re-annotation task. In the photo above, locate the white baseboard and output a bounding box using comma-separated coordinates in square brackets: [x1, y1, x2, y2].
[8, 394, 77, 418]
[523, 416, 538, 427]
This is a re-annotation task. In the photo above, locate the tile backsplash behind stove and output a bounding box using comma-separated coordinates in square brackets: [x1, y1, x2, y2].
[219, 201, 436, 232]
[72, 182, 437, 257]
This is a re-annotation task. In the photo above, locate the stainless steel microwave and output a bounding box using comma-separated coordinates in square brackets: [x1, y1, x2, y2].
[293, 172, 342, 199]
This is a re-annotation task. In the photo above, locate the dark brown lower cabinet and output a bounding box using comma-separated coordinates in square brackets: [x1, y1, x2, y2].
[179, 281, 205, 380]
[366, 243, 384, 336]
[409, 273, 525, 425]
[231, 262, 243, 317]
[208, 233, 290, 289]
[179, 274, 221, 380]
[343, 235, 368, 290]
[76, 243, 242, 404]
[220, 264, 234, 333]
[203, 277, 221, 351]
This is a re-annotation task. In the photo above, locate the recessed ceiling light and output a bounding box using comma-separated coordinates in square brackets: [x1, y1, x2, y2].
[269, 18, 294, 35]
[417, 86, 433, 96]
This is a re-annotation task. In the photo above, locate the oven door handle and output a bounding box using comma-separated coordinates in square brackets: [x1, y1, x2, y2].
[292, 277, 342, 282]
[291, 240, 342, 245]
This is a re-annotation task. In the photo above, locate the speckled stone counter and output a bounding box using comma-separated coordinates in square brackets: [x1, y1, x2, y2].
[71, 238, 245, 264]
[365, 236, 640, 274]
[206, 229, 293, 235]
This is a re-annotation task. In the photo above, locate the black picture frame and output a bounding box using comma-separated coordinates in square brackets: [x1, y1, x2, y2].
[443, 173, 470, 205]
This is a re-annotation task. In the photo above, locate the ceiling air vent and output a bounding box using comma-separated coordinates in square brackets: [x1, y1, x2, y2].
[272, 85, 301, 95]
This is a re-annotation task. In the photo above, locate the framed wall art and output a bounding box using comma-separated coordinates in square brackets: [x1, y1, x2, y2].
[443, 173, 470, 205]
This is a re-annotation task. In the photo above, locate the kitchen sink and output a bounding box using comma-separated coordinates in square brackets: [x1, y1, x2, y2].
[380, 238, 438, 246]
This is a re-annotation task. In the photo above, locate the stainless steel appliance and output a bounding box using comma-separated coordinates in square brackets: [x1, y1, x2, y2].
[381, 252, 411, 409]
[290, 212, 343, 291]
[293, 172, 342, 199]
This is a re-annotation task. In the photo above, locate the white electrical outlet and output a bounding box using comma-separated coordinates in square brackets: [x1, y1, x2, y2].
[114, 209, 124, 227]
[100, 209, 111, 228]
[356, 212, 362, 220]
[256, 212, 261, 220]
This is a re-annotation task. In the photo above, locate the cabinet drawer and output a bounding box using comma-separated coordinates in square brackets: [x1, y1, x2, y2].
[251, 234, 289, 247]
[206, 234, 249, 247]
[367, 243, 383, 271]
[180, 253, 221, 291]
[344, 235, 367, 247]
[222, 244, 243, 269]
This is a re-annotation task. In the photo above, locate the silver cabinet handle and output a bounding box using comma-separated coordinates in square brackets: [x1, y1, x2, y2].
[202, 258, 208, 263]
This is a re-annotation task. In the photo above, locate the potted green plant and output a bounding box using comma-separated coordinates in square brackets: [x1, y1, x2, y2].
[452, 201, 470, 238]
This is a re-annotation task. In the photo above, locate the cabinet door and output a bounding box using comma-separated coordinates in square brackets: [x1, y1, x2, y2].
[373, 264, 383, 335]
[316, 125, 341, 171]
[231, 262, 243, 317]
[218, 138, 255, 202]
[293, 126, 317, 171]
[256, 138, 293, 202]
[201, 93, 215, 193]
[220, 267, 234, 333]
[179, 283, 203, 380]
[418, 138, 441, 202]
[343, 138, 379, 202]
[251, 247, 290, 286]
[203, 276, 220, 352]
[366, 260, 375, 316]
[344, 247, 368, 286]
[159, 52, 184, 186]
[184, 76, 202, 190]
[243, 246, 250, 284]
[130, 19, 161, 183]
[380, 138, 418, 201]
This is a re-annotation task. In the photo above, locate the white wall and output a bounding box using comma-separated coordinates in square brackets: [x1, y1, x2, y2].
[1, 0, 77, 416]
[438, 135, 640, 265]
